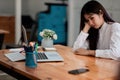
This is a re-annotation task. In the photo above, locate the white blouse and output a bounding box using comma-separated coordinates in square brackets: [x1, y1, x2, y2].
[73, 22, 120, 60]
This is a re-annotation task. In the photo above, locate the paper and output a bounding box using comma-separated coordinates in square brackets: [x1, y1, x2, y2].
[44, 47, 56, 51]
[9, 48, 24, 52]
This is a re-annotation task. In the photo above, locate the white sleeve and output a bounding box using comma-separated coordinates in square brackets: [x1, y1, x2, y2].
[96, 23, 120, 60]
[73, 31, 89, 51]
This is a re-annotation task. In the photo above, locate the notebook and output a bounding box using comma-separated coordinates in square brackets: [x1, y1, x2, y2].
[4, 48, 64, 62]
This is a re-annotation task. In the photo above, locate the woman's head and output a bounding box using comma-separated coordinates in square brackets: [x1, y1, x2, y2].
[80, 0, 114, 30]
[84, 13, 104, 29]
[80, 1, 114, 50]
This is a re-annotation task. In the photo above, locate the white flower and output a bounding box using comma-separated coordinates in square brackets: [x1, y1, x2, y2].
[39, 32, 43, 37]
[53, 34, 57, 40]
[39, 29, 58, 40]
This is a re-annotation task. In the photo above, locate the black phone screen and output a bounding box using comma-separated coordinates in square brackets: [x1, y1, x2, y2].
[68, 68, 89, 75]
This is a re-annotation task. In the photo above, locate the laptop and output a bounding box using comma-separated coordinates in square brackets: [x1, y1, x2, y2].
[4, 48, 64, 62]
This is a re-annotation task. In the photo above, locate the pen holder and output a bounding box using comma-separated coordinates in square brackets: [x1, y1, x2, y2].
[25, 51, 37, 68]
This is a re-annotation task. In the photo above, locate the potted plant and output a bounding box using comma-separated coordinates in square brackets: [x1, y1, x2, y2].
[39, 29, 57, 48]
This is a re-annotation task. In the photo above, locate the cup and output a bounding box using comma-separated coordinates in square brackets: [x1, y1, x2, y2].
[25, 51, 37, 68]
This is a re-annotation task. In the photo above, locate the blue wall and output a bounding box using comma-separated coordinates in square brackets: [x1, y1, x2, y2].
[38, 3, 67, 45]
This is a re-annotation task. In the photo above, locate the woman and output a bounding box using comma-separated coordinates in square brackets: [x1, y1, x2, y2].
[73, 0, 120, 60]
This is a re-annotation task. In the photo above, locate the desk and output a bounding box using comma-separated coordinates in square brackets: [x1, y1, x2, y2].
[0, 45, 119, 80]
[0, 29, 9, 49]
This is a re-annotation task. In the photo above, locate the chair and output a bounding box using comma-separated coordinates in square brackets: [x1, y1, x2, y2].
[5, 25, 28, 49]
[21, 25, 28, 44]
[0, 30, 9, 49]
[0, 34, 4, 49]
[22, 15, 37, 42]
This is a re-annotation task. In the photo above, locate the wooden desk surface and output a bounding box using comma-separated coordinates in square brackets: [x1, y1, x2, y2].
[0, 45, 119, 80]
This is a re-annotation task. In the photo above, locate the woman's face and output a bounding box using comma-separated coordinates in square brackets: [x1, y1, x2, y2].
[84, 13, 104, 29]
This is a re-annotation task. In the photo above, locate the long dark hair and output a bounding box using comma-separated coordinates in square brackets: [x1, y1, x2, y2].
[80, 0, 115, 50]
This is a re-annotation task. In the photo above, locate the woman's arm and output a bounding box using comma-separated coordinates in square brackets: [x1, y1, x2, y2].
[73, 23, 91, 51]
[74, 48, 95, 56]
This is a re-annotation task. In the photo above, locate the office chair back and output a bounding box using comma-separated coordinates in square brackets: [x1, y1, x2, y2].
[6, 25, 28, 49]
[21, 25, 28, 45]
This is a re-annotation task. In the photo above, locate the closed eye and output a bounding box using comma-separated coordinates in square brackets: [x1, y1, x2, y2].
[90, 17, 94, 20]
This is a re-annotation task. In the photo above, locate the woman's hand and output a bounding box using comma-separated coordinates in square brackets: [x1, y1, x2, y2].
[82, 23, 91, 33]
[74, 48, 89, 56]
[74, 48, 95, 56]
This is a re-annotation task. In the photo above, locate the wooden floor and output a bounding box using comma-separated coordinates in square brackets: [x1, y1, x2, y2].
[0, 70, 17, 80]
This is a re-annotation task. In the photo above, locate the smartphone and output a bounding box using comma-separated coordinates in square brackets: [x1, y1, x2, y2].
[68, 68, 89, 75]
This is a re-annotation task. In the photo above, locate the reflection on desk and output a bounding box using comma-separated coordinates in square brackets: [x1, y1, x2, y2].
[0, 45, 119, 80]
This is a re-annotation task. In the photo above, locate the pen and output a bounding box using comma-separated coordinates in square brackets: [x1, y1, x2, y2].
[34, 42, 38, 52]
[19, 50, 25, 53]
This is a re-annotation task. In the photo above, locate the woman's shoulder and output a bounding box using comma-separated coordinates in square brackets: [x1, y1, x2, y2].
[108, 22, 120, 25]
[112, 22, 120, 25]
[109, 22, 120, 31]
